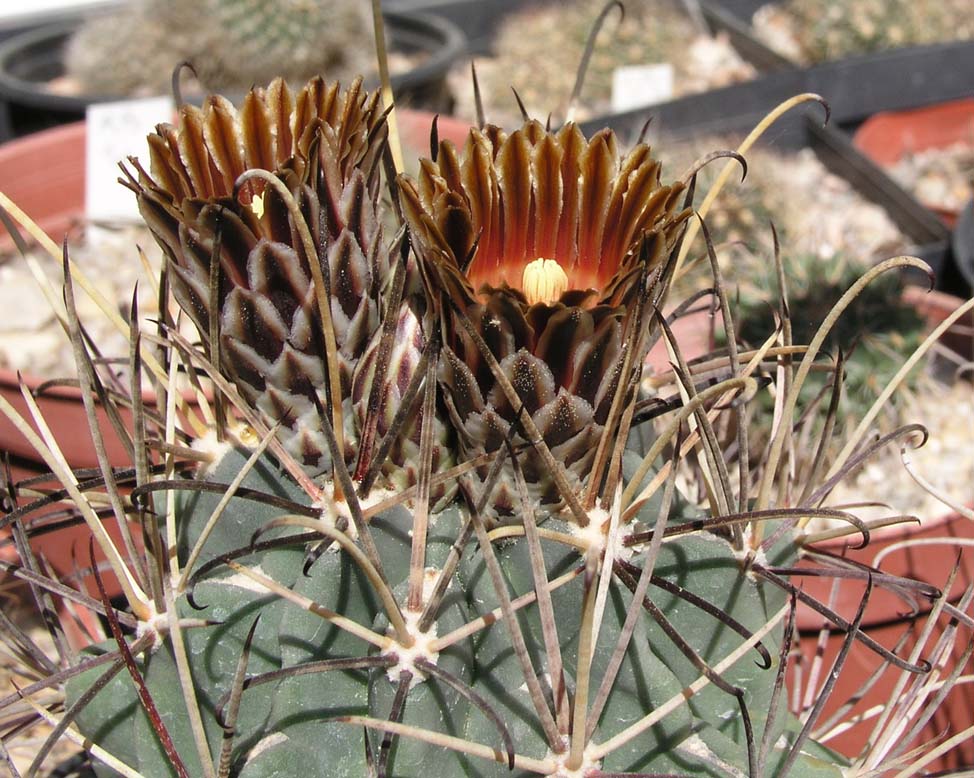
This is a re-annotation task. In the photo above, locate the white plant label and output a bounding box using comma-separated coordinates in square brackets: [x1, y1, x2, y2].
[85, 96, 174, 223]
[611, 64, 675, 113]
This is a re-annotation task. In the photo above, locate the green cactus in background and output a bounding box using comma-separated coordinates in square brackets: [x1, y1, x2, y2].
[199, 0, 374, 91]
[66, 0, 372, 95]
[728, 252, 927, 430]
[1, 69, 963, 778]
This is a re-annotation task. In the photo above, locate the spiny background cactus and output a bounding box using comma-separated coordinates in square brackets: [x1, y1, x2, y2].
[1, 64, 970, 778]
[66, 0, 373, 96]
[201, 0, 374, 91]
[727, 251, 927, 430]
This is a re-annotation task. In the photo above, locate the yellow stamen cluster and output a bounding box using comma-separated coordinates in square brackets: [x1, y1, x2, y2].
[522, 257, 570, 306]
[248, 191, 266, 219]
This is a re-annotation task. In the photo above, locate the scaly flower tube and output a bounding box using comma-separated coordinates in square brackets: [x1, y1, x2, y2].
[400, 119, 691, 515]
[127, 77, 452, 495]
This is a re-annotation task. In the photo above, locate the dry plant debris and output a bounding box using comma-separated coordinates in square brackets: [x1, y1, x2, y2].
[888, 142, 974, 216]
[753, 0, 974, 65]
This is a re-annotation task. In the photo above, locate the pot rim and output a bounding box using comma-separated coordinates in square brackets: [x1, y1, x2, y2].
[0, 12, 466, 110]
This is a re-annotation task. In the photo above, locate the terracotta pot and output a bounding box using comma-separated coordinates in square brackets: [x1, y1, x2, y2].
[854, 98, 974, 229]
[793, 287, 973, 627]
[396, 106, 470, 154]
[0, 120, 85, 253]
[786, 287, 974, 768]
[901, 286, 974, 361]
[1, 455, 142, 649]
[797, 512, 974, 629]
[645, 304, 721, 375]
[795, 578, 974, 771]
[791, 500, 974, 769]
[0, 368, 135, 470]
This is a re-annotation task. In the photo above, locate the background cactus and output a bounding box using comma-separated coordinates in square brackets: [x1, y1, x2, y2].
[726, 251, 927, 431]
[66, 0, 373, 96]
[202, 0, 374, 91]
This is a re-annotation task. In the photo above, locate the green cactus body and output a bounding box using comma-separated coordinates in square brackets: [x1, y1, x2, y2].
[64, 444, 845, 778]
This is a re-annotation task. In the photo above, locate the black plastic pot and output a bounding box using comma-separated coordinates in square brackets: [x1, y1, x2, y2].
[580, 67, 811, 147]
[700, 1, 794, 72]
[804, 41, 974, 129]
[384, 0, 528, 55]
[588, 98, 955, 289]
[953, 199, 974, 291]
[807, 117, 966, 292]
[691, 6, 974, 293]
[580, 92, 956, 291]
[705, 0, 769, 19]
[0, 10, 465, 140]
[384, 11, 467, 107]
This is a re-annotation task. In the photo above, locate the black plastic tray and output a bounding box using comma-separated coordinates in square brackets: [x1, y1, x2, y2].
[698, 2, 973, 292]
[580, 105, 952, 289]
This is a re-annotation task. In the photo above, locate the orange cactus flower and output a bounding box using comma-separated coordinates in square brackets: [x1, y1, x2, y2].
[400, 119, 692, 514]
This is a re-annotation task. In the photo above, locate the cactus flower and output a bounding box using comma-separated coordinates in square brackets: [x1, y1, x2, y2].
[400, 120, 691, 513]
[127, 78, 452, 492]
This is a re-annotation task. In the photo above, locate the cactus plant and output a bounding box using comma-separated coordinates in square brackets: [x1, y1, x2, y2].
[1, 58, 972, 778]
[726, 251, 927, 431]
[47, 442, 802, 778]
[66, 0, 373, 96]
